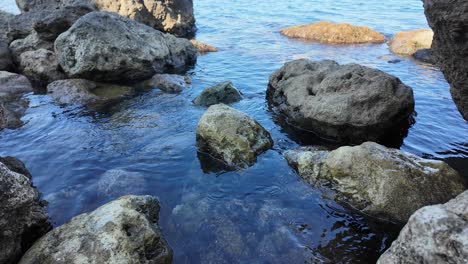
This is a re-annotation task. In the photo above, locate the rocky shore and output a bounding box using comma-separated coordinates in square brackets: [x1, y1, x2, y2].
[1, 0, 467, 263]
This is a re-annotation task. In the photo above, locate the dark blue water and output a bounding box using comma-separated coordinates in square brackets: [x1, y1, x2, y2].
[1, 1, 467, 263]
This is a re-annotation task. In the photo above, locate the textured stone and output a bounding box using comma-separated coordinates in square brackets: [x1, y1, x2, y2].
[19, 49, 66, 85]
[141, 73, 190, 93]
[0, 71, 33, 97]
[388, 29, 433, 55]
[190, 39, 218, 53]
[193, 81, 242, 106]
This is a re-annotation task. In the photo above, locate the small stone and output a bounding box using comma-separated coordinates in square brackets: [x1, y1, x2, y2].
[193, 81, 242, 107]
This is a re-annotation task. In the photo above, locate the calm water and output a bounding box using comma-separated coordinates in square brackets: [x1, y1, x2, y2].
[1, 1, 467, 263]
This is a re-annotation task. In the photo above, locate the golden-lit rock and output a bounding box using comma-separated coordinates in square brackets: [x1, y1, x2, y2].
[190, 39, 218, 53]
[280, 21, 386, 44]
[388, 29, 433, 55]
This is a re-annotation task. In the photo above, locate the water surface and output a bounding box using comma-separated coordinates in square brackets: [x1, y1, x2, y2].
[1, 1, 467, 263]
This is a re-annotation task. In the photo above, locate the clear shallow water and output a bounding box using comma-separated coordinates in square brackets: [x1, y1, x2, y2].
[1, 0, 467, 263]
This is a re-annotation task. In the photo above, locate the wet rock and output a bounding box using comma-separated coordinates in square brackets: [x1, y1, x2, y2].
[19, 195, 173, 264]
[413, 48, 436, 64]
[190, 39, 218, 53]
[19, 49, 66, 85]
[388, 29, 433, 55]
[196, 104, 273, 168]
[423, 0, 468, 120]
[47, 79, 135, 106]
[267, 59, 415, 144]
[193, 81, 242, 107]
[55, 11, 197, 83]
[378, 190, 468, 263]
[0, 71, 33, 97]
[0, 157, 51, 264]
[284, 142, 466, 223]
[142, 73, 190, 93]
[0, 99, 29, 129]
[280, 21, 386, 44]
[0, 42, 13, 71]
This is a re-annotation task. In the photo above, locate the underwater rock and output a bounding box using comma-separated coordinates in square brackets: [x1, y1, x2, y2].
[193, 81, 242, 107]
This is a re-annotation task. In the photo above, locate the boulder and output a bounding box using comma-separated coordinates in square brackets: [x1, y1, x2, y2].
[267, 59, 415, 144]
[284, 142, 466, 223]
[196, 104, 273, 168]
[143, 0, 196, 37]
[190, 39, 218, 53]
[378, 190, 468, 263]
[0, 42, 13, 71]
[0, 71, 33, 97]
[0, 11, 16, 42]
[47, 79, 135, 106]
[193, 81, 242, 106]
[280, 21, 386, 44]
[9, 32, 54, 64]
[141, 73, 190, 93]
[19, 195, 173, 264]
[55, 11, 196, 83]
[413, 48, 436, 64]
[19, 49, 66, 85]
[423, 0, 468, 120]
[0, 157, 51, 264]
[388, 29, 433, 55]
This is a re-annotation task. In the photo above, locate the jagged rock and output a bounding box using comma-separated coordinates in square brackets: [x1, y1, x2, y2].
[0, 157, 51, 264]
[19, 195, 172, 264]
[284, 142, 466, 223]
[196, 104, 273, 168]
[47, 79, 135, 106]
[267, 59, 415, 144]
[19, 49, 66, 85]
[423, 0, 468, 120]
[388, 29, 433, 55]
[193, 81, 242, 107]
[378, 190, 468, 263]
[55, 11, 196, 83]
[280, 21, 386, 44]
[190, 39, 218, 53]
[141, 73, 190, 93]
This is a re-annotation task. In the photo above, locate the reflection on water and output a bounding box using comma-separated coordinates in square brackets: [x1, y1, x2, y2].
[1, 0, 467, 263]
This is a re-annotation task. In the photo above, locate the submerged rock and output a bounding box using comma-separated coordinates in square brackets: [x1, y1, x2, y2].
[190, 39, 218, 53]
[280, 21, 386, 44]
[378, 190, 468, 263]
[193, 81, 242, 106]
[19, 195, 173, 264]
[19, 49, 66, 85]
[413, 48, 436, 64]
[0, 157, 51, 264]
[55, 11, 197, 83]
[142, 73, 190, 93]
[196, 104, 273, 168]
[267, 59, 414, 145]
[423, 0, 468, 120]
[388, 29, 433, 55]
[47, 79, 135, 106]
[284, 142, 466, 223]
[0, 71, 33, 97]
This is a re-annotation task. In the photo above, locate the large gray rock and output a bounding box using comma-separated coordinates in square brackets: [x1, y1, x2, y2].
[0, 157, 51, 264]
[19, 195, 173, 264]
[0, 42, 13, 71]
[378, 190, 468, 263]
[47, 79, 135, 107]
[267, 59, 415, 144]
[196, 104, 273, 168]
[423, 0, 468, 120]
[0, 71, 33, 97]
[55, 11, 196, 83]
[284, 142, 466, 223]
[0, 11, 16, 42]
[19, 49, 66, 85]
[193, 81, 242, 107]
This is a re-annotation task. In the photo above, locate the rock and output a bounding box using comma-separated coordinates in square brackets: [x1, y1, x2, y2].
[413, 48, 436, 64]
[267, 59, 415, 144]
[143, 0, 196, 37]
[377, 190, 468, 263]
[280, 21, 386, 44]
[0, 42, 13, 71]
[19, 49, 66, 85]
[0, 157, 51, 264]
[193, 81, 242, 106]
[141, 73, 190, 93]
[9, 33, 54, 63]
[196, 104, 273, 168]
[388, 29, 433, 55]
[423, 0, 468, 120]
[15, 0, 93, 12]
[0, 99, 29, 130]
[0, 11, 16, 42]
[47, 79, 135, 106]
[94, 169, 146, 197]
[19, 195, 173, 264]
[55, 11, 196, 83]
[0, 71, 33, 97]
[190, 39, 218, 53]
[284, 142, 467, 223]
